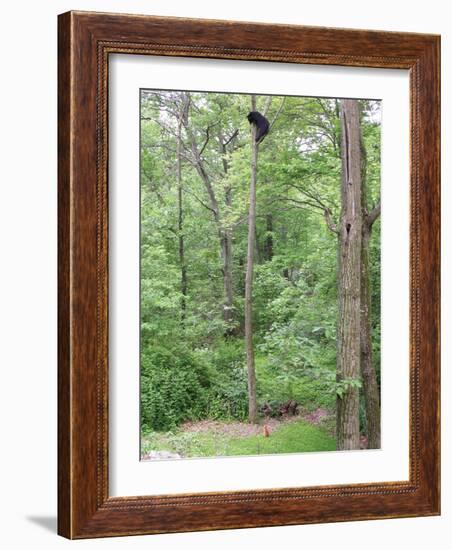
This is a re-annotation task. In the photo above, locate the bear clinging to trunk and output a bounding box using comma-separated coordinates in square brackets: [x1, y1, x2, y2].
[247, 111, 270, 143]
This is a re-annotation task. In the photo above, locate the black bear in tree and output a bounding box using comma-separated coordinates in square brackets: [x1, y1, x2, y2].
[247, 111, 270, 143]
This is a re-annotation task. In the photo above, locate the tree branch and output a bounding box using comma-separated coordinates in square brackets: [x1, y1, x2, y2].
[186, 125, 220, 222]
[263, 96, 273, 116]
[184, 188, 218, 217]
[269, 97, 286, 131]
[366, 200, 381, 228]
[199, 126, 211, 156]
[323, 208, 339, 234]
[278, 196, 325, 212]
[223, 129, 239, 147]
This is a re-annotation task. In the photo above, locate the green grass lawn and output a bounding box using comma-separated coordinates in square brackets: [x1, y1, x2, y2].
[141, 418, 336, 459]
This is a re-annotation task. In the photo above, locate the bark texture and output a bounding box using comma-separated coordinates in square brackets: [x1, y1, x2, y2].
[218, 131, 235, 335]
[245, 96, 258, 423]
[359, 124, 381, 449]
[264, 214, 274, 261]
[176, 95, 189, 320]
[336, 99, 362, 450]
[360, 220, 381, 448]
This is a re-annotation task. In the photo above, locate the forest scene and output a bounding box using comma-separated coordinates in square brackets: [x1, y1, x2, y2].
[140, 89, 381, 460]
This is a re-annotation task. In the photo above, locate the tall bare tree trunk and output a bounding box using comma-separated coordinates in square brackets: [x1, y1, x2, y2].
[218, 132, 235, 335]
[176, 97, 188, 321]
[187, 117, 236, 337]
[221, 227, 234, 335]
[336, 99, 362, 450]
[358, 124, 381, 449]
[264, 214, 274, 261]
[245, 95, 258, 423]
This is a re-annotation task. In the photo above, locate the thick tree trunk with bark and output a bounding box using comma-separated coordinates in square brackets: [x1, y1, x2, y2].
[358, 123, 381, 449]
[336, 99, 362, 450]
[360, 219, 381, 448]
[245, 96, 258, 424]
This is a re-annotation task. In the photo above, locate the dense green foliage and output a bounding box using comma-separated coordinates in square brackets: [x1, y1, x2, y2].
[139, 91, 381, 453]
[140, 346, 210, 431]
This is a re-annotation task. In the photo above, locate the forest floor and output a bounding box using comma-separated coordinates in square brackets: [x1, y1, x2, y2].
[141, 408, 336, 460]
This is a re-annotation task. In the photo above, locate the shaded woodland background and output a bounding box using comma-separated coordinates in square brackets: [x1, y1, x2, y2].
[139, 90, 381, 458]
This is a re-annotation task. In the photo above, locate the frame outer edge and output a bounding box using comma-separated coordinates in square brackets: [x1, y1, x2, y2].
[436, 36, 441, 516]
[57, 11, 73, 539]
[427, 36, 440, 516]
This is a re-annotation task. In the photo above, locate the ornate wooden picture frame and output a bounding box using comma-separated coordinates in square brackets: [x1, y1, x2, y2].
[58, 11, 440, 539]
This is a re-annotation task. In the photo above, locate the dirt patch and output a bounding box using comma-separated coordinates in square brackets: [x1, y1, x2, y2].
[181, 416, 301, 438]
[179, 408, 335, 439]
[300, 407, 330, 425]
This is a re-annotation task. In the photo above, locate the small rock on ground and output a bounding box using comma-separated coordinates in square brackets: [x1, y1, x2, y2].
[143, 450, 181, 460]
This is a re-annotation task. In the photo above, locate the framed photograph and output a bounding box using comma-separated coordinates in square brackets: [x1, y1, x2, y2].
[58, 11, 440, 539]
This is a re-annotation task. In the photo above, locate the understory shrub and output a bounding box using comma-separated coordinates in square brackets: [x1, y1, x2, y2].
[194, 339, 249, 421]
[141, 345, 210, 432]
